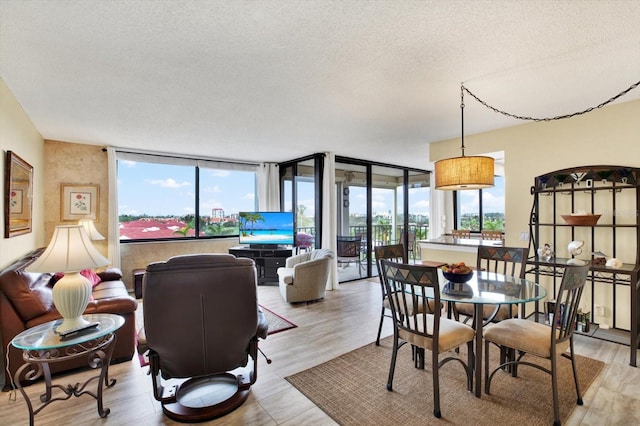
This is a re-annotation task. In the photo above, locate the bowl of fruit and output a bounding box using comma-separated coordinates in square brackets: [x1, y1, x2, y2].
[442, 262, 474, 283]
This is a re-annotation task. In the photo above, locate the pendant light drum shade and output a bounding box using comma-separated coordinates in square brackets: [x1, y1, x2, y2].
[434, 155, 495, 190]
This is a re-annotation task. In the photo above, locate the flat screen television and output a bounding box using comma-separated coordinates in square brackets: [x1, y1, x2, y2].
[238, 211, 295, 247]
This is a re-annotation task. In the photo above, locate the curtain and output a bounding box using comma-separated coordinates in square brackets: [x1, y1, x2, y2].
[430, 178, 447, 239]
[106, 147, 121, 268]
[321, 152, 339, 290]
[257, 163, 280, 211]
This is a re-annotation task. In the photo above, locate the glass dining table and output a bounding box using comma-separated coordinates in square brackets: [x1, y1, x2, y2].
[438, 270, 547, 397]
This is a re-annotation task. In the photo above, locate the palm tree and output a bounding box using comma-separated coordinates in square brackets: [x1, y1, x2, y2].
[247, 212, 265, 235]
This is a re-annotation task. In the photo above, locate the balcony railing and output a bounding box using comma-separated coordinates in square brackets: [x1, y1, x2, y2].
[296, 225, 429, 248]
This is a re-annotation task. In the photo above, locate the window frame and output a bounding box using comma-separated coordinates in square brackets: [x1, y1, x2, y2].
[116, 151, 258, 243]
[453, 175, 505, 234]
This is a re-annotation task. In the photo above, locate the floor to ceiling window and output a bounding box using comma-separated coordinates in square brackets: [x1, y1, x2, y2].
[280, 155, 323, 250]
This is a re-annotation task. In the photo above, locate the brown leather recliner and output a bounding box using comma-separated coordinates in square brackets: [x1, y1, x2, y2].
[143, 253, 268, 422]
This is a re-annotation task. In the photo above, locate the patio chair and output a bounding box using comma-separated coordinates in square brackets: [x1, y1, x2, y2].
[483, 264, 590, 426]
[399, 228, 419, 261]
[142, 253, 268, 422]
[337, 235, 363, 276]
[380, 259, 474, 419]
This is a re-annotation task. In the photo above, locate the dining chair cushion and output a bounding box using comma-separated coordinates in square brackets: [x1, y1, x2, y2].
[455, 302, 516, 322]
[399, 314, 475, 353]
[483, 319, 570, 358]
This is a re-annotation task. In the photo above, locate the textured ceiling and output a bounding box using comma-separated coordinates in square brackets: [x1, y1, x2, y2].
[1, 0, 639, 170]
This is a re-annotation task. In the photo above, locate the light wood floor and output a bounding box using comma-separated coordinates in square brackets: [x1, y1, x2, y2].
[2, 278, 639, 425]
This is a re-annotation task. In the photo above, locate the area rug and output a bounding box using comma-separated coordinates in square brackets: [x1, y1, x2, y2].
[136, 303, 295, 366]
[260, 304, 297, 335]
[286, 337, 604, 425]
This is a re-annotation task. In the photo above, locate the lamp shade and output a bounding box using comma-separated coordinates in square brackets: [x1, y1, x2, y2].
[26, 225, 110, 334]
[28, 225, 110, 273]
[78, 219, 105, 240]
[434, 156, 495, 190]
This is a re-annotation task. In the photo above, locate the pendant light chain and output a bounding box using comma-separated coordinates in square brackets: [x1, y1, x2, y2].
[460, 85, 466, 157]
[462, 80, 640, 122]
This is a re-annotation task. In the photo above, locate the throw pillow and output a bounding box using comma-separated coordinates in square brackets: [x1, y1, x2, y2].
[80, 269, 102, 287]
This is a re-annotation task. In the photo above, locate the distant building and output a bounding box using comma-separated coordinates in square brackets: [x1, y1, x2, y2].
[211, 208, 224, 219]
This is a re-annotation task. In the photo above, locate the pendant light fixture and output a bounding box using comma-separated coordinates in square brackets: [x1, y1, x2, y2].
[435, 86, 495, 190]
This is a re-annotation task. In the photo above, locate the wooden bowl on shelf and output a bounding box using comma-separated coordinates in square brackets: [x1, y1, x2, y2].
[561, 214, 601, 226]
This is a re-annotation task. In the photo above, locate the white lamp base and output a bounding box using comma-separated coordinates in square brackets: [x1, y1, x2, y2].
[52, 271, 93, 334]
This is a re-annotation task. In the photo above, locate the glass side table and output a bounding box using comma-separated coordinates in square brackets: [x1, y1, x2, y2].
[11, 313, 124, 426]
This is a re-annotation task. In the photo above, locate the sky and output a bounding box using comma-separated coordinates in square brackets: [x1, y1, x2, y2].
[118, 160, 256, 217]
[118, 160, 503, 219]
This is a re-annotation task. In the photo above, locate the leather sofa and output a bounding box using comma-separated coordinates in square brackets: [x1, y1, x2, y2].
[277, 248, 334, 303]
[0, 247, 138, 390]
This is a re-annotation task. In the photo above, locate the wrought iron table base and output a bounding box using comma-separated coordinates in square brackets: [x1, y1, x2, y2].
[13, 333, 117, 426]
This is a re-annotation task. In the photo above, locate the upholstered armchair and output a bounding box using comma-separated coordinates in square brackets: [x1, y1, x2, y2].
[277, 248, 334, 303]
[142, 253, 268, 422]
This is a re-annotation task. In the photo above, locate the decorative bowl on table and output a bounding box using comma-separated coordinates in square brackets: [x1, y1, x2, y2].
[443, 271, 474, 283]
[441, 262, 474, 283]
[561, 214, 601, 226]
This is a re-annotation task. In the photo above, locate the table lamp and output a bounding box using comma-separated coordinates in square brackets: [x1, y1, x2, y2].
[78, 219, 105, 240]
[27, 225, 110, 334]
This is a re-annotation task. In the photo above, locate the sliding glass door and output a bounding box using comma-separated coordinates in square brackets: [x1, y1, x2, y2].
[336, 158, 430, 282]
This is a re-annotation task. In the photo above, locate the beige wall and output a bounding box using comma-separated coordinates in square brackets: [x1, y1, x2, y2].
[0, 79, 45, 267]
[429, 99, 640, 327]
[41, 140, 241, 290]
[43, 140, 110, 254]
[120, 238, 239, 290]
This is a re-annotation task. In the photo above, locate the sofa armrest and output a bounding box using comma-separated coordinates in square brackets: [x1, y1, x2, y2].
[277, 267, 295, 284]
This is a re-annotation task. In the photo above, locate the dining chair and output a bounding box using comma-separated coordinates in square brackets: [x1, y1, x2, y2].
[374, 244, 407, 346]
[452, 229, 471, 239]
[336, 235, 363, 277]
[380, 259, 474, 419]
[480, 230, 503, 240]
[483, 264, 590, 426]
[452, 246, 529, 324]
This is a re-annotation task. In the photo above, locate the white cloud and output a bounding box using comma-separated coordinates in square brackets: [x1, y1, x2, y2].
[121, 160, 136, 167]
[244, 193, 255, 200]
[145, 178, 191, 188]
[203, 185, 221, 193]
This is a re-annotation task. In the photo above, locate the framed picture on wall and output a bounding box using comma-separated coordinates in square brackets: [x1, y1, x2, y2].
[61, 184, 99, 221]
[4, 151, 34, 238]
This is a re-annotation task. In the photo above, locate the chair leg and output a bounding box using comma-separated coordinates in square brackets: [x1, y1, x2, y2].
[551, 354, 561, 426]
[432, 350, 441, 418]
[467, 341, 474, 391]
[376, 307, 385, 346]
[386, 334, 399, 391]
[484, 340, 491, 394]
[569, 339, 584, 405]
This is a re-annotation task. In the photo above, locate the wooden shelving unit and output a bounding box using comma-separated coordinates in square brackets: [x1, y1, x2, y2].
[527, 165, 640, 367]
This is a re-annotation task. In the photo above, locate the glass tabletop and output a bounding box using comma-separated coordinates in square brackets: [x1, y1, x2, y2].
[12, 314, 124, 351]
[439, 270, 547, 305]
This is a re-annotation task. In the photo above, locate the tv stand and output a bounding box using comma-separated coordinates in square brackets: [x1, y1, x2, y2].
[228, 246, 292, 285]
